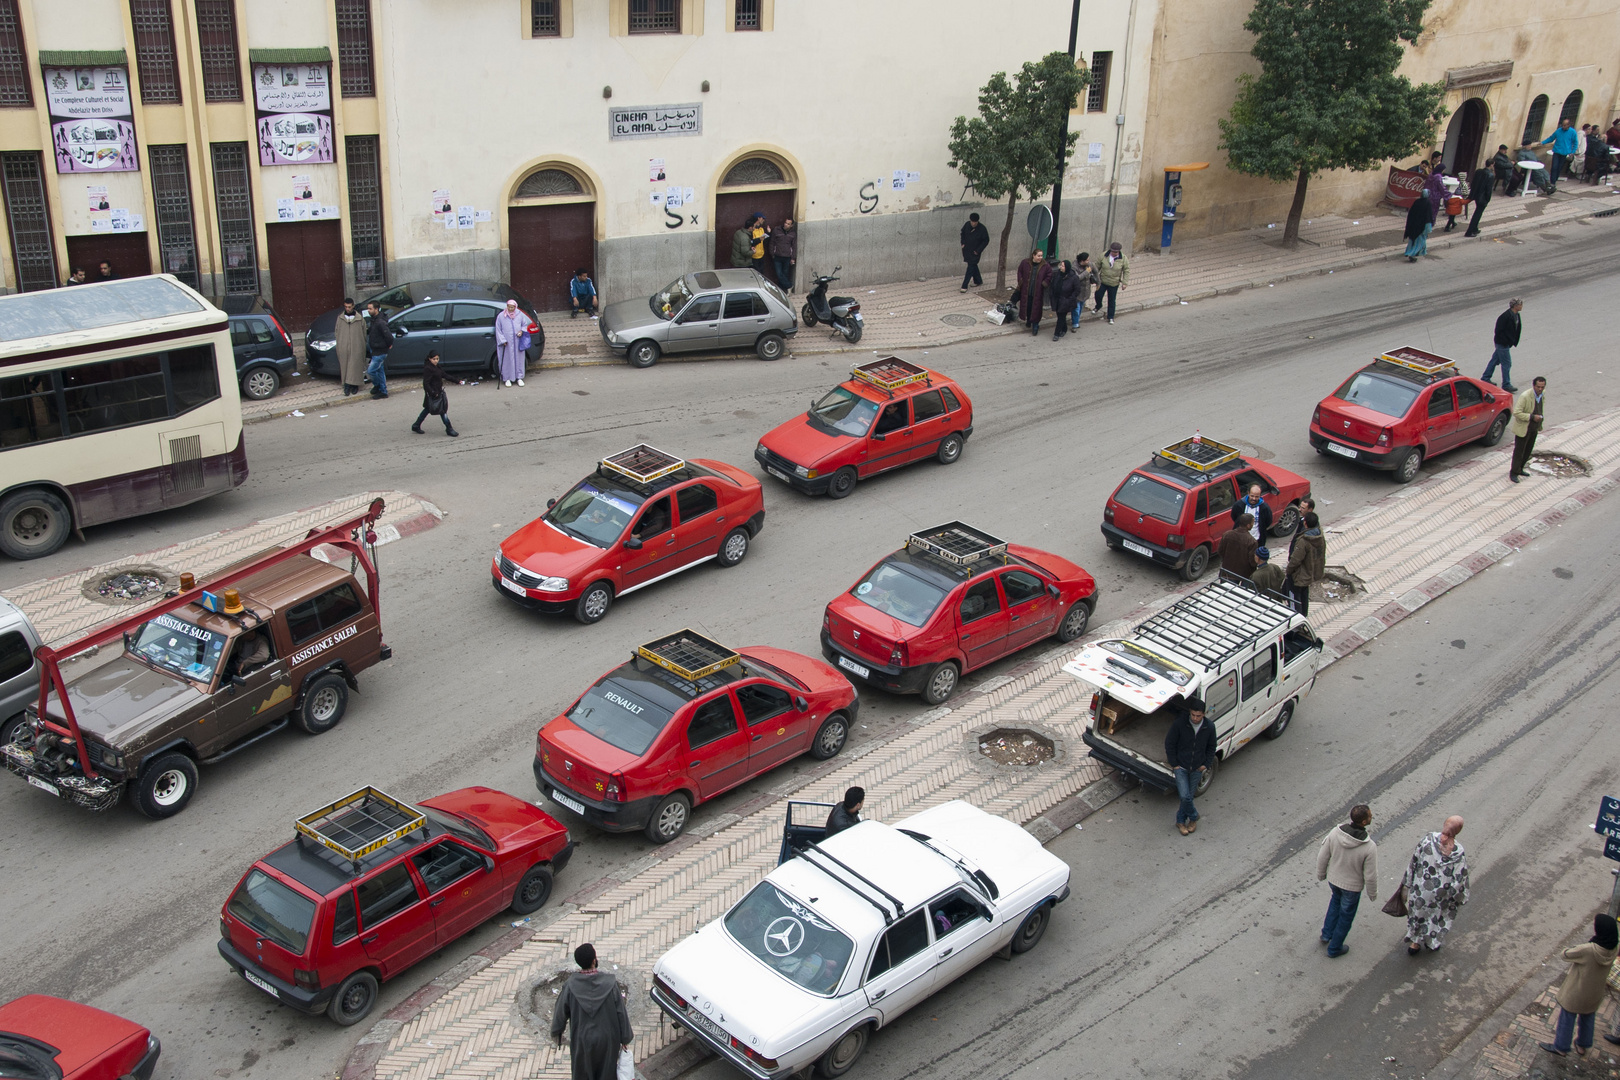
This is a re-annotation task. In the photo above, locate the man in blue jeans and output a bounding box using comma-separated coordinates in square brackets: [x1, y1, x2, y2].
[1541, 118, 1582, 187]
[569, 269, 599, 317]
[1315, 804, 1378, 958]
[1163, 697, 1215, 836]
[1481, 298, 1522, 392]
[364, 300, 393, 399]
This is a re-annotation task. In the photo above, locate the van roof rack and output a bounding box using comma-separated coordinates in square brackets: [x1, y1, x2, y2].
[636, 629, 741, 681]
[1155, 435, 1241, 472]
[1132, 579, 1295, 670]
[295, 787, 424, 870]
[907, 522, 1008, 566]
[851, 357, 930, 395]
[600, 444, 686, 485]
[1375, 346, 1457, 378]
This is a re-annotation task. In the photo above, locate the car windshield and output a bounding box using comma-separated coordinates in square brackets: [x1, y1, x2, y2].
[421, 806, 494, 850]
[228, 869, 316, 955]
[807, 387, 880, 437]
[565, 681, 672, 755]
[651, 277, 695, 321]
[546, 482, 641, 547]
[1095, 640, 1194, 685]
[851, 562, 948, 628]
[724, 882, 854, 996]
[1113, 474, 1186, 525]
[1333, 372, 1421, 418]
[130, 612, 227, 683]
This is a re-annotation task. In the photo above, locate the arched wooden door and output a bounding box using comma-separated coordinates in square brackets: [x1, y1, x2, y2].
[1443, 98, 1488, 176]
[712, 155, 798, 276]
[508, 167, 595, 312]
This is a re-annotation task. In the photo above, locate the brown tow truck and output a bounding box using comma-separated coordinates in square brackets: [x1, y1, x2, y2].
[1, 501, 391, 819]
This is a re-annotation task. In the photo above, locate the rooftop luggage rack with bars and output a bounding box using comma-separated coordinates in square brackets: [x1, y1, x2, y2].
[295, 787, 425, 870]
[907, 522, 1008, 566]
[599, 444, 686, 486]
[1131, 579, 1295, 670]
[1155, 436, 1241, 472]
[1376, 346, 1457, 378]
[850, 356, 930, 395]
[636, 629, 741, 681]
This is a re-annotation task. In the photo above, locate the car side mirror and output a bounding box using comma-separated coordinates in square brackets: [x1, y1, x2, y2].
[1046, 584, 1061, 598]
[624, 536, 643, 550]
[546, 498, 557, 509]
[394, 326, 408, 335]
[228, 675, 244, 693]
[872, 433, 886, 442]
[981, 905, 994, 923]
[483, 854, 496, 873]
[795, 696, 808, 712]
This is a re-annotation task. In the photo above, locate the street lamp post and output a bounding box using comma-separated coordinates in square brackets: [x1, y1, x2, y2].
[1044, 0, 1082, 260]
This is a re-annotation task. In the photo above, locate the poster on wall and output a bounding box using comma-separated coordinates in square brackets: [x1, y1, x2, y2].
[253, 63, 334, 166]
[44, 66, 138, 173]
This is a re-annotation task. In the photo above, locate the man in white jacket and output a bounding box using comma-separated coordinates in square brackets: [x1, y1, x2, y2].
[1317, 804, 1378, 958]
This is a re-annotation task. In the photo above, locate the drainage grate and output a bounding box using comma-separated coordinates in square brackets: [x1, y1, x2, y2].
[940, 313, 977, 327]
[977, 728, 1054, 766]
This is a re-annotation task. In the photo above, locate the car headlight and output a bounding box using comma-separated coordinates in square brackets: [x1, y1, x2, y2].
[308, 339, 335, 352]
[604, 330, 620, 343]
[794, 465, 820, 480]
[537, 576, 570, 592]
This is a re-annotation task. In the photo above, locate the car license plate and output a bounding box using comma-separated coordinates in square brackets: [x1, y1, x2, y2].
[551, 790, 587, 816]
[1326, 442, 1358, 459]
[26, 775, 59, 797]
[1122, 539, 1153, 558]
[836, 655, 870, 679]
[500, 576, 527, 595]
[243, 970, 278, 998]
[767, 467, 792, 483]
[685, 1006, 729, 1043]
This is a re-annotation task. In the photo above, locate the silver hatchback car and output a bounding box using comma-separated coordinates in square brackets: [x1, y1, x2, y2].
[599, 268, 797, 368]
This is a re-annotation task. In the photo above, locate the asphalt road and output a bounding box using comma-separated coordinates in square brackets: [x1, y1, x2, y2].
[2, 213, 1618, 1080]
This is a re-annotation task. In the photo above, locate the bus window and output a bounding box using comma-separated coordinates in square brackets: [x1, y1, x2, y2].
[169, 346, 220, 412]
[0, 373, 61, 447]
[61, 356, 168, 435]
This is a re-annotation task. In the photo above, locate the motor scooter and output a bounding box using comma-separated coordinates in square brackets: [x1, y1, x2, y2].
[800, 267, 863, 345]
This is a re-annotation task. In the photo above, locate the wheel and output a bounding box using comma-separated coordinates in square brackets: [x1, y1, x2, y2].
[1193, 756, 1219, 797]
[1392, 447, 1423, 484]
[325, 971, 379, 1027]
[240, 367, 281, 400]
[1271, 505, 1300, 538]
[1480, 411, 1510, 446]
[755, 332, 785, 361]
[1, 713, 27, 748]
[936, 432, 964, 464]
[840, 320, 863, 345]
[921, 662, 959, 706]
[132, 752, 198, 819]
[297, 672, 349, 734]
[809, 713, 849, 760]
[800, 302, 818, 326]
[815, 1025, 869, 1078]
[1178, 545, 1210, 582]
[716, 527, 750, 568]
[1010, 903, 1051, 954]
[1056, 600, 1091, 642]
[0, 488, 72, 561]
[644, 792, 691, 844]
[1262, 700, 1295, 741]
[488, 351, 502, 379]
[826, 467, 857, 500]
[627, 340, 660, 369]
[574, 581, 614, 624]
[510, 864, 554, 914]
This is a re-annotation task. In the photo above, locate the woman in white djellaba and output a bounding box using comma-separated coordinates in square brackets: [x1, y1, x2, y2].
[1403, 816, 1470, 955]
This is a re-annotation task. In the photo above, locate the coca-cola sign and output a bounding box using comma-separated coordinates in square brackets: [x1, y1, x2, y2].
[1385, 166, 1425, 208]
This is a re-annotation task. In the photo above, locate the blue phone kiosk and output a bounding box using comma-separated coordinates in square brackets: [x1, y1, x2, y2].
[1160, 162, 1210, 251]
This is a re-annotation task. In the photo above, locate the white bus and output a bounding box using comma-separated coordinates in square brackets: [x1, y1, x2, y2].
[0, 275, 248, 559]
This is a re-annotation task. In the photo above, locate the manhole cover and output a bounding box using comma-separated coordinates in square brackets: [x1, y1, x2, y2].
[940, 313, 977, 327]
[81, 564, 176, 605]
[978, 728, 1054, 766]
[1527, 451, 1590, 478]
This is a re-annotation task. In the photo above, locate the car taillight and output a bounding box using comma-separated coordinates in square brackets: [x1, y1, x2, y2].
[1167, 534, 1185, 548]
[606, 771, 626, 802]
[1311, 405, 1321, 425]
[1377, 427, 1392, 446]
[294, 968, 321, 990]
[890, 642, 906, 666]
[847, 302, 860, 313]
[731, 1037, 779, 1069]
[220, 917, 230, 942]
[823, 610, 831, 630]
[654, 976, 686, 1008]
[1104, 505, 1114, 521]
[1089, 692, 1099, 716]
[526, 321, 539, 333]
[270, 315, 292, 348]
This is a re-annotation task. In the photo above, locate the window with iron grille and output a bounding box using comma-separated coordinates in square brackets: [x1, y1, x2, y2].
[335, 0, 375, 97]
[195, 0, 242, 102]
[346, 136, 385, 287]
[149, 145, 199, 289]
[1, 153, 56, 291]
[1559, 89, 1583, 127]
[629, 0, 679, 34]
[1086, 52, 1111, 113]
[130, 0, 182, 104]
[0, 0, 32, 108]
[531, 0, 560, 36]
[734, 0, 760, 30]
[1522, 94, 1548, 145]
[210, 143, 258, 294]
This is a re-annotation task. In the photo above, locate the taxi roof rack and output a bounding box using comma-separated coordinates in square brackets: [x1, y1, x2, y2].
[1155, 435, 1241, 472]
[851, 356, 931, 396]
[599, 444, 686, 487]
[1375, 346, 1457, 379]
[907, 522, 1008, 566]
[295, 786, 425, 871]
[636, 629, 741, 681]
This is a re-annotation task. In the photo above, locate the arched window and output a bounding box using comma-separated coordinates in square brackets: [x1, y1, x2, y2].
[721, 157, 786, 187]
[1559, 90, 1583, 126]
[1522, 94, 1549, 144]
[515, 168, 585, 198]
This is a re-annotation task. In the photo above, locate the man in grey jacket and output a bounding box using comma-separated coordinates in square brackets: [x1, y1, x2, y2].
[551, 943, 633, 1080]
[1316, 805, 1378, 958]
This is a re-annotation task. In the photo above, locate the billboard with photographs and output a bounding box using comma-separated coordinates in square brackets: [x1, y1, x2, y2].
[254, 63, 334, 166]
[45, 66, 138, 173]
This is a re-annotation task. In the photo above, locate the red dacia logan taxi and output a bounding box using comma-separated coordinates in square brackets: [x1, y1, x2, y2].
[755, 357, 973, 499]
[219, 786, 571, 1026]
[1309, 346, 1512, 484]
[821, 523, 1097, 705]
[495, 445, 765, 624]
[535, 630, 858, 844]
[0, 995, 160, 1079]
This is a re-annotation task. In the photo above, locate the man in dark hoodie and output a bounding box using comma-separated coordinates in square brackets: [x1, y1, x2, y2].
[551, 943, 633, 1080]
[825, 786, 864, 837]
[959, 212, 989, 292]
[1316, 804, 1378, 958]
[1164, 698, 1215, 836]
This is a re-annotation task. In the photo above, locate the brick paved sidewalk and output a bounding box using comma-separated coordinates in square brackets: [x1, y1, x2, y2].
[1463, 981, 1620, 1080]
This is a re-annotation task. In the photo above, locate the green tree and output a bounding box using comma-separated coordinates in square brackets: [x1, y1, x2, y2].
[1218, 0, 1445, 245]
[948, 53, 1089, 291]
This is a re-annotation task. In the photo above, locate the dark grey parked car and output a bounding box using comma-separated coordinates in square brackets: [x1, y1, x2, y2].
[599, 268, 796, 368]
[210, 295, 297, 401]
[304, 281, 544, 377]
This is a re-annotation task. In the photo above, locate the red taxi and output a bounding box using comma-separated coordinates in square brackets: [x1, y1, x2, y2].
[1102, 436, 1312, 581]
[0, 995, 159, 1079]
[755, 356, 974, 499]
[494, 445, 765, 624]
[535, 631, 858, 844]
[219, 786, 571, 1026]
[821, 523, 1097, 706]
[1309, 346, 1512, 484]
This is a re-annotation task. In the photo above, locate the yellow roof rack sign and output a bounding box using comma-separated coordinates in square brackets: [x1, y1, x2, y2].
[851, 357, 930, 393]
[600, 444, 686, 484]
[295, 786, 425, 866]
[637, 629, 741, 681]
[1377, 346, 1457, 376]
[1156, 435, 1241, 472]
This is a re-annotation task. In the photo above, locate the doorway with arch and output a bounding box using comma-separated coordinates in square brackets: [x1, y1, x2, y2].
[507, 164, 596, 311]
[712, 153, 798, 279]
[1441, 98, 1489, 176]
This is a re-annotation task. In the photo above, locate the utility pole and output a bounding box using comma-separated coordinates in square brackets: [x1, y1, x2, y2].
[1044, 0, 1082, 259]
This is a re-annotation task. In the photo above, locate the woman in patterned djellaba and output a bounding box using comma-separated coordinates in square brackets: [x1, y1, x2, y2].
[1403, 816, 1470, 955]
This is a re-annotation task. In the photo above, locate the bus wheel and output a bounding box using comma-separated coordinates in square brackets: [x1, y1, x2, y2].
[0, 489, 72, 560]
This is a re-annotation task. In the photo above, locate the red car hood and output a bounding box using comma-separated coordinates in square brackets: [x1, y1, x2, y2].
[740, 645, 848, 695]
[759, 414, 855, 470]
[420, 787, 567, 852]
[1008, 544, 1093, 589]
[500, 517, 609, 579]
[0, 995, 147, 1076]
